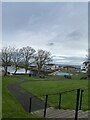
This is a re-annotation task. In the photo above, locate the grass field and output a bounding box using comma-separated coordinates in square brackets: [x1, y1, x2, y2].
[2, 73, 88, 118]
[15, 72, 87, 81]
[0, 76, 2, 119]
[21, 77, 88, 111]
[2, 76, 42, 119]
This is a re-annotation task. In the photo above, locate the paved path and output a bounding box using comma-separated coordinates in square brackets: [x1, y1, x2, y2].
[8, 77, 88, 119]
[8, 78, 48, 112]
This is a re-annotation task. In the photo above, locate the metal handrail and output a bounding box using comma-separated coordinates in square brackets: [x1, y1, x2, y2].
[29, 87, 88, 98]
[29, 88, 87, 119]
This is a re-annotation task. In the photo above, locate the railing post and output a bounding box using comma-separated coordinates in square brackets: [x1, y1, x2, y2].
[44, 95, 48, 118]
[59, 93, 61, 109]
[75, 89, 80, 120]
[29, 97, 32, 113]
[79, 90, 84, 110]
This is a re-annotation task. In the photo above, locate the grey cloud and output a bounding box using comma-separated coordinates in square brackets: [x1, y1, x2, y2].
[52, 55, 85, 65]
[3, 2, 87, 62]
[67, 30, 83, 41]
[47, 42, 55, 46]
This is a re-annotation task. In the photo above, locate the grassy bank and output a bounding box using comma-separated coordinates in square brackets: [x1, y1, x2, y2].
[2, 74, 88, 118]
[0, 76, 2, 119]
[2, 76, 41, 119]
[21, 80, 88, 111]
[15, 72, 88, 81]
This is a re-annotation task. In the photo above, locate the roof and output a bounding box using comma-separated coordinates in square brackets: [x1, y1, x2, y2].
[63, 66, 76, 68]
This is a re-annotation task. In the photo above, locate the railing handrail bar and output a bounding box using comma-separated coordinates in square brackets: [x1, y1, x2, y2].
[29, 88, 88, 98]
[30, 88, 79, 98]
[43, 88, 80, 96]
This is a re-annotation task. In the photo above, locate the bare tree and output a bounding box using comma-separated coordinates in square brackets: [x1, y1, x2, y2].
[35, 49, 52, 75]
[2, 47, 13, 75]
[11, 48, 22, 74]
[19, 46, 36, 73]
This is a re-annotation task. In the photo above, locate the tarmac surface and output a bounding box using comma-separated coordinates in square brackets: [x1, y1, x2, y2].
[8, 78, 48, 112]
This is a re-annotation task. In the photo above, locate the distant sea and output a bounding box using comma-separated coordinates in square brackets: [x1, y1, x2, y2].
[0, 66, 29, 73]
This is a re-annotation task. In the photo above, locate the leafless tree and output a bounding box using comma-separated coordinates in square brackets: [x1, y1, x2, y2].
[19, 46, 36, 73]
[11, 48, 22, 74]
[35, 49, 52, 75]
[2, 46, 13, 75]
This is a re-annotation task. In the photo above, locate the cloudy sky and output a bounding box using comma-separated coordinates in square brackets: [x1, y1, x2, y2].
[2, 2, 88, 65]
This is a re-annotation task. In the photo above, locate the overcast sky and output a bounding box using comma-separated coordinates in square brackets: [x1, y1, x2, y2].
[2, 2, 88, 65]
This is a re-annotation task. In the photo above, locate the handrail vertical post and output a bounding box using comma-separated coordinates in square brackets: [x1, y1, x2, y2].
[44, 95, 48, 118]
[79, 90, 84, 110]
[59, 93, 61, 109]
[75, 89, 80, 120]
[29, 97, 32, 113]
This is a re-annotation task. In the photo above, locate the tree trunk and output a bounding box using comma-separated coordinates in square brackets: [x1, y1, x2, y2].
[4, 66, 7, 76]
[38, 67, 41, 76]
[25, 64, 28, 74]
[25, 68, 27, 74]
[38, 69, 40, 75]
[14, 67, 17, 74]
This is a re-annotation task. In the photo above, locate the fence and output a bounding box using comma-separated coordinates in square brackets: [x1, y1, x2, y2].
[28, 88, 88, 120]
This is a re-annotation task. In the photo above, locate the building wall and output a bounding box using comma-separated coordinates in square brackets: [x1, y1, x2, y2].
[64, 66, 76, 71]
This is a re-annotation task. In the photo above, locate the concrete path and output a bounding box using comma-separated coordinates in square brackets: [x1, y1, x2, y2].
[32, 107, 88, 119]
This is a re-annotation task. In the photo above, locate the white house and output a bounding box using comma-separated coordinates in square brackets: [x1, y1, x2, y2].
[43, 63, 60, 70]
[81, 61, 90, 73]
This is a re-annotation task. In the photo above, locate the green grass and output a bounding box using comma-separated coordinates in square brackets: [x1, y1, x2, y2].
[15, 72, 88, 81]
[21, 80, 88, 111]
[2, 76, 44, 119]
[0, 76, 2, 119]
[2, 74, 88, 118]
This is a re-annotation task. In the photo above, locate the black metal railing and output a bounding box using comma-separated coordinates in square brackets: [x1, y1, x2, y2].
[29, 97, 32, 113]
[44, 95, 48, 117]
[28, 88, 88, 120]
[79, 89, 84, 110]
[75, 89, 80, 120]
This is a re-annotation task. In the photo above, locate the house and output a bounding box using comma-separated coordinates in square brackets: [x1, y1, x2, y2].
[81, 61, 90, 73]
[63, 66, 77, 71]
[44, 63, 60, 70]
